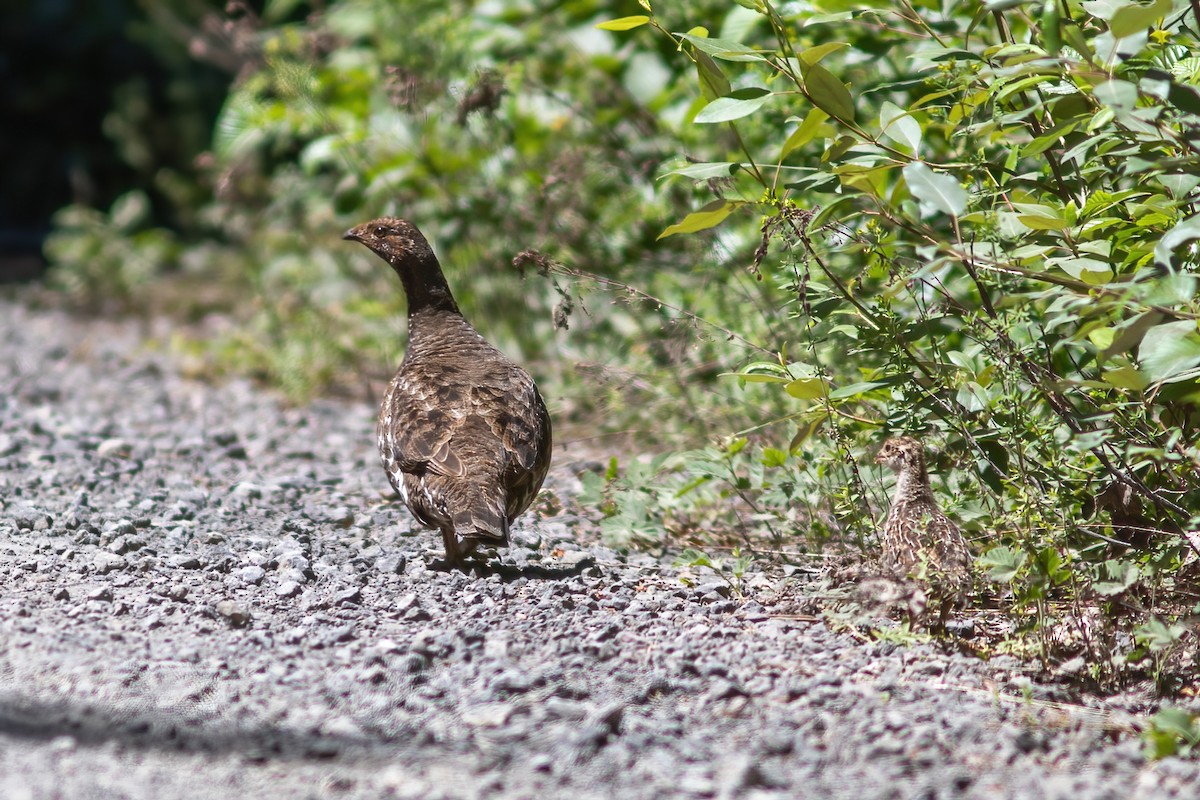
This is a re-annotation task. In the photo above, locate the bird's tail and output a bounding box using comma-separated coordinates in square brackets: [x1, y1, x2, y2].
[452, 492, 509, 545]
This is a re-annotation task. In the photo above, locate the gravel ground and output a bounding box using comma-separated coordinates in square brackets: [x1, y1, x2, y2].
[1, 295, 1198, 800]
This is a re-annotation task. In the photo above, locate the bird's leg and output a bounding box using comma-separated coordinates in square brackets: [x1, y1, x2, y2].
[459, 538, 481, 560]
[441, 526, 462, 566]
[906, 585, 928, 632]
[934, 596, 954, 636]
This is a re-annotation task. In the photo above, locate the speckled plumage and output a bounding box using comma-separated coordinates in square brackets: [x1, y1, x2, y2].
[343, 217, 552, 566]
[875, 436, 971, 627]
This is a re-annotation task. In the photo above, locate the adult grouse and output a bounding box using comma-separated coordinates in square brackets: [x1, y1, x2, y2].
[875, 436, 971, 628]
[343, 217, 552, 567]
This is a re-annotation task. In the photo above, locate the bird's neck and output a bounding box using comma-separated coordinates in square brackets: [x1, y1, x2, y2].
[394, 254, 460, 315]
[893, 461, 935, 504]
[406, 304, 492, 360]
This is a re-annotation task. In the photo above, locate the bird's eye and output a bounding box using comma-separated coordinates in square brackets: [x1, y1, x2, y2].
[374, 226, 387, 237]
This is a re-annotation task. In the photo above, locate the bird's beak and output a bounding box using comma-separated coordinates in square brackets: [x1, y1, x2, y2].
[342, 228, 361, 242]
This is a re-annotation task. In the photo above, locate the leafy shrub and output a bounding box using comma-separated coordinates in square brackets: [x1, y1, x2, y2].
[583, 0, 1200, 669]
[45, 191, 180, 304]
[1143, 705, 1200, 759]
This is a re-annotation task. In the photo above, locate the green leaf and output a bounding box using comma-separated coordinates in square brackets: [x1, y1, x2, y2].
[680, 33, 767, 62]
[780, 108, 830, 159]
[214, 92, 266, 158]
[1109, 0, 1171, 38]
[694, 88, 772, 124]
[798, 42, 850, 65]
[1089, 327, 1117, 350]
[903, 162, 967, 217]
[921, 47, 985, 63]
[1158, 173, 1200, 199]
[1052, 257, 1114, 284]
[1081, 0, 1127, 21]
[1014, 203, 1068, 230]
[1093, 79, 1138, 111]
[1093, 559, 1139, 596]
[109, 191, 151, 231]
[979, 546, 1027, 582]
[1017, 214, 1069, 231]
[1095, 28, 1148, 65]
[674, 474, 713, 498]
[1103, 364, 1150, 391]
[1134, 618, 1187, 651]
[1138, 320, 1200, 383]
[1042, 0, 1062, 55]
[761, 447, 789, 468]
[662, 161, 740, 180]
[596, 15, 651, 31]
[725, 372, 789, 384]
[785, 377, 825, 399]
[723, 4, 761, 37]
[1152, 707, 1199, 739]
[1033, 546, 1070, 585]
[1143, 707, 1199, 759]
[1167, 82, 1200, 116]
[994, 73, 1060, 103]
[1062, 21, 1095, 59]
[658, 200, 739, 239]
[695, 51, 731, 101]
[1025, 121, 1081, 156]
[1154, 214, 1200, 267]
[955, 381, 990, 412]
[674, 548, 714, 568]
[880, 101, 921, 152]
[804, 63, 855, 120]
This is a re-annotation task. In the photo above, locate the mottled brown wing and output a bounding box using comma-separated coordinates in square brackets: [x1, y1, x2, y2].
[377, 365, 472, 536]
[927, 512, 971, 581]
[383, 367, 467, 480]
[880, 501, 922, 573]
[498, 375, 552, 523]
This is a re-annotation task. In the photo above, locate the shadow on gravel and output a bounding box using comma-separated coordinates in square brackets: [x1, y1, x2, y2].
[0, 694, 395, 763]
[430, 556, 598, 581]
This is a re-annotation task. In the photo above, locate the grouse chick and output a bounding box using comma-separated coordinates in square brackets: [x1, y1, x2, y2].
[343, 217, 552, 567]
[875, 436, 971, 628]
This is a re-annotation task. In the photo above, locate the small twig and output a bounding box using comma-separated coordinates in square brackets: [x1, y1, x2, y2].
[515, 250, 773, 356]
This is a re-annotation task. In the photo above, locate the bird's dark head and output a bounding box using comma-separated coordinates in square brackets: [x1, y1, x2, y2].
[343, 216, 458, 313]
[342, 217, 436, 266]
[875, 436, 924, 473]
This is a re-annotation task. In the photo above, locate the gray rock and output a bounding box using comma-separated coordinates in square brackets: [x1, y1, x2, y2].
[275, 580, 302, 598]
[93, 552, 127, 574]
[336, 586, 363, 605]
[376, 554, 407, 574]
[236, 565, 266, 585]
[214, 600, 251, 627]
[96, 438, 133, 459]
[107, 535, 145, 555]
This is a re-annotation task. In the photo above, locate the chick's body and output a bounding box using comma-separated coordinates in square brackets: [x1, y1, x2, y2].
[875, 436, 971, 626]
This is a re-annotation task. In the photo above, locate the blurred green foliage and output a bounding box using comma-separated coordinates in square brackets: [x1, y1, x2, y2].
[42, 0, 1200, 678]
[3, 0, 232, 243]
[47, 0, 765, 434]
